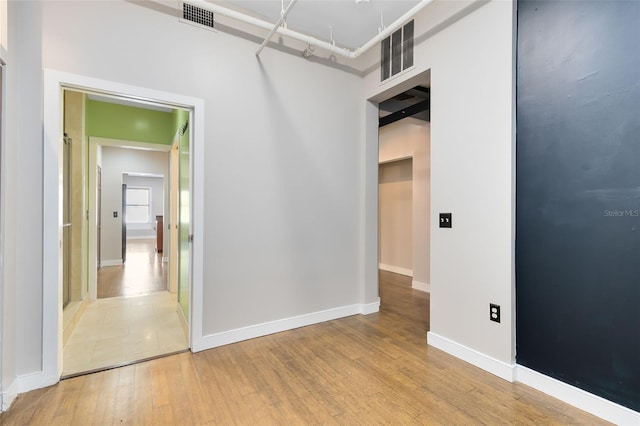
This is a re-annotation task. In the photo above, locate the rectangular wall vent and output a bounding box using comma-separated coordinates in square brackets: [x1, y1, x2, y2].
[381, 20, 414, 81]
[183, 3, 214, 29]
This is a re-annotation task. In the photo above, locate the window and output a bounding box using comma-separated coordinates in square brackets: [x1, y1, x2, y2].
[126, 187, 151, 224]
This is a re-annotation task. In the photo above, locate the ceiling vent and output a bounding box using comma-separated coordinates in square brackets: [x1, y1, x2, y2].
[183, 3, 215, 29]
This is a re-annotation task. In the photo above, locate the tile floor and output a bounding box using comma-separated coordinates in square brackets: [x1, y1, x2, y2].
[63, 292, 188, 376]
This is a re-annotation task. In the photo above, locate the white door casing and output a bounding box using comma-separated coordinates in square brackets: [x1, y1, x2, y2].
[43, 69, 205, 386]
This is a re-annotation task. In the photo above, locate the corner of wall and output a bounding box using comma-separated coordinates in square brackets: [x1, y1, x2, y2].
[427, 332, 516, 382]
[0, 378, 17, 413]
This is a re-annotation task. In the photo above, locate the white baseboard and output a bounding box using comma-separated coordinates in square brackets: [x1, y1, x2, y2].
[1, 379, 18, 412]
[17, 371, 46, 393]
[192, 301, 380, 353]
[126, 235, 155, 240]
[426, 332, 640, 424]
[516, 365, 640, 425]
[1, 371, 47, 412]
[427, 332, 515, 382]
[378, 263, 413, 277]
[100, 259, 122, 267]
[412, 280, 430, 292]
[360, 297, 381, 315]
[177, 303, 189, 342]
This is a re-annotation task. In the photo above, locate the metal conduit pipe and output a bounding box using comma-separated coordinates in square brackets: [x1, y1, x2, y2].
[355, 0, 434, 56]
[255, 0, 300, 56]
[187, 0, 434, 58]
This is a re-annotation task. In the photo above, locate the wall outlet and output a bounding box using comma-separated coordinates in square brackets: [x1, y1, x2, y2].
[490, 303, 500, 323]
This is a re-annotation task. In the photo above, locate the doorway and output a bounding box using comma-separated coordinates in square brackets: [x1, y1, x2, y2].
[43, 70, 205, 384]
[61, 100, 188, 376]
[376, 80, 431, 334]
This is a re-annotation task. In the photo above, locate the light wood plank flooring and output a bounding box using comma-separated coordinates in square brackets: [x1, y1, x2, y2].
[98, 239, 166, 299]
[0, 271, 608, 425]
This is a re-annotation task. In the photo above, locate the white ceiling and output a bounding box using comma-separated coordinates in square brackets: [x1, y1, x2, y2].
[221, 0, 421, 49]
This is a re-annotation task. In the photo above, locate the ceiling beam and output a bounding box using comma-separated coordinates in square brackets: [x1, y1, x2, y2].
[406, 86, 430, 98]
[379, 100, 430, 128]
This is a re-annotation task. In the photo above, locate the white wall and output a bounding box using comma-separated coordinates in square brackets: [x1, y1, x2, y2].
[378, 159, 413, 275]
[0, 1, 7, 53]
[6, 0, 44, 384]
[2, 0, 515, 399]
[379, 119, 431, 290]
[123, 175, 164, 240]
[1, 0, 19, 409]
[100, 147, 168, 263]
[2, 0, 363, 383]
[365, 0, 515, 367]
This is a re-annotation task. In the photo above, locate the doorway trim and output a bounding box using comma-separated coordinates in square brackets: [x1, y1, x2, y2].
[43, 69, 205, 386]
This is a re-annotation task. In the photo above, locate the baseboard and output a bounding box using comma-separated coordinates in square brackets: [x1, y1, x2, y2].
[412, 280, 430, 292]
[360, 297, 381, 315]
[192, 302, 378, 353]
[427, 332, 515, 382]
[126, 235, 155, 240]
[16, 371, 45, 393]
[1, 379, 18, 412]
[63, 297, 88, 345]
[378, 263, 413, 277]
[100, 259, 122, 267]
[516, 365, 640, 425]
[177, 303, 188, 341]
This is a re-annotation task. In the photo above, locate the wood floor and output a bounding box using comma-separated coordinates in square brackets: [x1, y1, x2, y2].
[0, 271, 607, 425]
[98, 239, 166, 299]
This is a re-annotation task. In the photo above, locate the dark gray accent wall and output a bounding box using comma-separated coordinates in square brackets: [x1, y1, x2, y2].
[516, 0, 640, 411]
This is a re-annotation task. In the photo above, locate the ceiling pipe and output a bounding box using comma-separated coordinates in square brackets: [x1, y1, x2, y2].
[356, 0, 434, 56]
[255, 0, 299, 57]
[187, 0, 434, 59]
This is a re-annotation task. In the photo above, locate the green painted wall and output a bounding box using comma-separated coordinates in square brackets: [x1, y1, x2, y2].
[85, 99, 176, 145]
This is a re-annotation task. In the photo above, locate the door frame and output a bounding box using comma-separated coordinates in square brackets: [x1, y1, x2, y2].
[43, 69, 205, 386]
[363, 69, 431, 311]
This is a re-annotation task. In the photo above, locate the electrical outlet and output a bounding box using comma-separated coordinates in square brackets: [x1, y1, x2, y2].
[113, 211, 118, 218]
[490, 304, 500, 323]
[439, 213, 452, 228]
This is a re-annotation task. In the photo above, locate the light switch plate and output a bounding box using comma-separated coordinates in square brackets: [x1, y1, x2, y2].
[439, 213, 452, 228]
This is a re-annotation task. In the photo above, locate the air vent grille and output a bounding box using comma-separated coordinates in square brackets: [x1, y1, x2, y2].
[183, 3, 214, 29]
[381, 20, 414, 81]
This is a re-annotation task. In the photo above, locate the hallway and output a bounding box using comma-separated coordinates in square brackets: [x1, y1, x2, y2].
[98, 239, 167, 299]
[63, 239, 187, 376]
[62, 292, 188, 377]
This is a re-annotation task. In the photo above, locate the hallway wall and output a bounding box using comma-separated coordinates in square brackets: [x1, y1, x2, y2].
[63, 91, 86, 302]
[379, 119, 431, 291]
[378, 159, 413, 275]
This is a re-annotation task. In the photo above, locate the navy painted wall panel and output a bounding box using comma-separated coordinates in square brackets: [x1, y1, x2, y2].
[516, 0, 640, 411]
